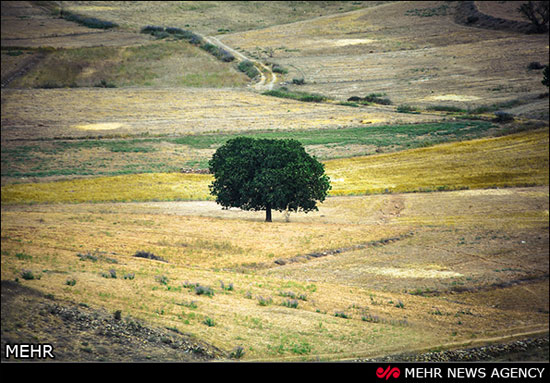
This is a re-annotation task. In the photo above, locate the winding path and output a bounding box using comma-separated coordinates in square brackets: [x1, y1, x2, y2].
[204, 35, 277, 91]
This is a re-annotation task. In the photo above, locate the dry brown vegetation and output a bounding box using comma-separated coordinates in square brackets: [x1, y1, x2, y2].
[219, 1, 549, 117]
[1, 87, 441, 140]
[1, 1, 548, 362]
[1, 187, 548, 361]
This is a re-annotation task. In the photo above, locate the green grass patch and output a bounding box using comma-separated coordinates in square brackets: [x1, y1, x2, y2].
[2, 121, 503, 179]
[262, 88, 327, 102]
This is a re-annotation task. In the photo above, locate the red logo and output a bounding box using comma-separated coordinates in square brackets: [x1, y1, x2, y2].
[376, 366, 401, 380]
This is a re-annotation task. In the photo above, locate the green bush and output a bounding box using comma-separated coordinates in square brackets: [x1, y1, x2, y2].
[348, 93, 392, 105]
[282, 299, 299, 308]
[257, 296, 272, 306]
[397, 104, 420, 114]
[493, 111, 514, 123]
[102, 269, 117, 278]
[237, 60, 260, 79]
[21, 270, 36, 280]
[426, 105, 466, 113]
[334, 311, 350, 319]
[272, 64, 288, 74]
[60, 10, 118, 29]
[230, 346, 245, 359]
[141, 25, 164, 34]
[203, 317, 215, 327]
[262, 88, 326, 102]
[195, 285, 214, 297]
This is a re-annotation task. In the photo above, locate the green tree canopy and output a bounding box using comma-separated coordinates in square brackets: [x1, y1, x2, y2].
[208, 137, 331, 222]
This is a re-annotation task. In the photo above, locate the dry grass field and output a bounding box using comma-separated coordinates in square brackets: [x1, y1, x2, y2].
[1, 1, 549, 362]
[1, 187, 548, 361]
[1, 87, 442, 140]
[58, 1, 387, 35]
[219, 1, 549, 117]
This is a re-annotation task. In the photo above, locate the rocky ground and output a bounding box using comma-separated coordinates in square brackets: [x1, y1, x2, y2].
[2, 279, 548, 363]
[356, 337, 549, 362]
[1, 280, 225, 362]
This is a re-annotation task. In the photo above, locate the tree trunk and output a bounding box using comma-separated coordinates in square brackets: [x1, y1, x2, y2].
[266, 205, 272, 222]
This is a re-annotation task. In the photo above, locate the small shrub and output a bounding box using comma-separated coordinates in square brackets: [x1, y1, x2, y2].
[194, 285, 214, 297]
[230, 346, 245, 359]
[203, 317, 215, 327]
[179, 300, 197, 309]
[152, 31, 170, 39]
[39, 82, 64, 89]
[94, 79, 116, 88]
[15, 252, 32, 260]
[200, 43, 235, 62]
[279, 291, 296, 299]
[362, 314, 380, 323]
[493, 111, 514, 123]
[133, 251, 167, 263]
[348, 93, 391, 105]
[334, 311, 350, 319]
[292, 78, 305, 85]
[141, 25, 165, 34]
[65, 278, 77, 286]
[113, 310, 122, 320]
[101, 269, 117, 279]
[237, 60, 260, 79]
[257, 296, 272, 306]
[165, 27, 185, 35]
[124, 273, 135, 280]
[364, 93, 392, 105]
[338, 101, 360, 107]
[60, 10, 118, 29]
[280, 291, 307, 301]
[6, 50, 24, 56]
[155, 275, 169, 285]
[395, 300, 405, 309]
[528, 61, 545, 70]
[220, 281, 234, 291]
[263, 88, 326, 102]
[397, 104, 420, 114]
[272, 64, 288, 74]
[21, 270, 36, 280]
[183, 281, 199, 289]
[282, 299, 299, 309]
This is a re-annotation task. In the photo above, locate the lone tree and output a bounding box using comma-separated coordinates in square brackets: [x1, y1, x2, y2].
[517, 1, 549, 33]
[209, 137, 331, 222]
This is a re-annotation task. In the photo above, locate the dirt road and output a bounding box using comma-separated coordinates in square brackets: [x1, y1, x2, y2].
[204, 35, 277, 91]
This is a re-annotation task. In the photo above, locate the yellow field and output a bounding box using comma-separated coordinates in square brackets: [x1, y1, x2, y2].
[2, 129, 548, 205]
[326, 128, 550, 195]
[1, 173, 212, 204]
